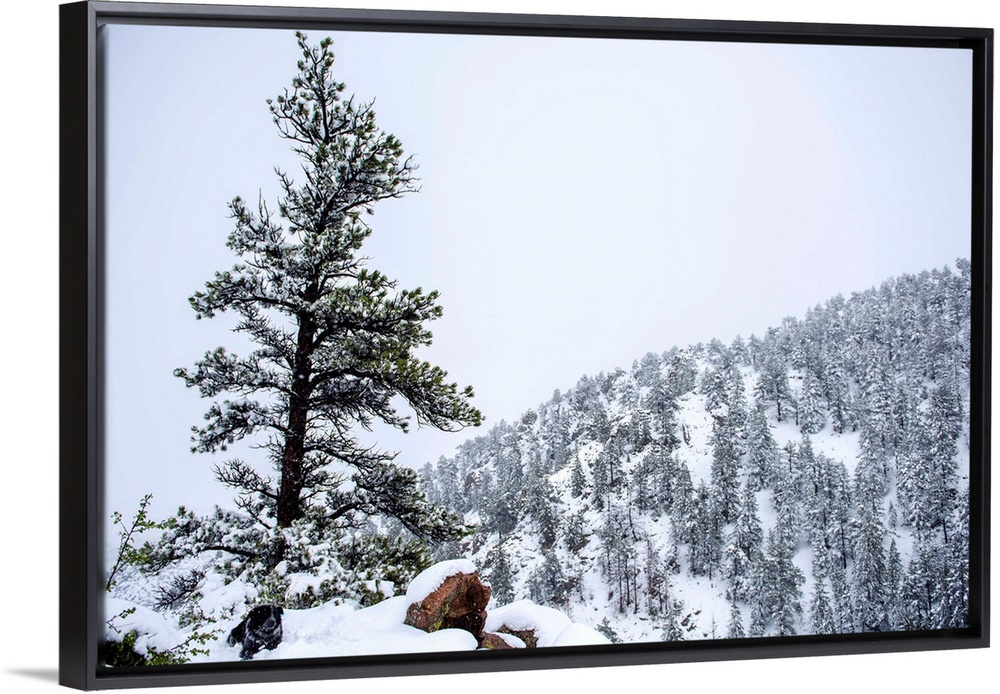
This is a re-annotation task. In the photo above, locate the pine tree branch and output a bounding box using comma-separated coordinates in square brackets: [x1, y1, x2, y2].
[202, 545, 259, 559]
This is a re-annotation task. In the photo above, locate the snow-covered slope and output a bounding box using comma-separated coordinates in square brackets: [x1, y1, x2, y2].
[421, 261, 972, 644]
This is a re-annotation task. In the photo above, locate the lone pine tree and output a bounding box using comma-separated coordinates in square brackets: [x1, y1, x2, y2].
[176, 33, 482, 567]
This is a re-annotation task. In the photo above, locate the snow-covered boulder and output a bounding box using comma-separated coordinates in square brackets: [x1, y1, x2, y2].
[478, 631, 523, 650]
[403, 559, 491, 637]
[552, 622, 611, 646]
[485, 600, 610, 648]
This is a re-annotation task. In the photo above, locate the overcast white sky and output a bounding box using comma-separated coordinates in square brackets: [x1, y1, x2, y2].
[101, 22, 972, 533]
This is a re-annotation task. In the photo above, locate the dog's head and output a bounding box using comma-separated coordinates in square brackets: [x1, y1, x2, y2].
[246, 605, 283, 636]
[227, 604, 284, 660]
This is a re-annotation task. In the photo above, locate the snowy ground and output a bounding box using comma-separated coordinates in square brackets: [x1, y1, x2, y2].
[105, 560, 609, 665]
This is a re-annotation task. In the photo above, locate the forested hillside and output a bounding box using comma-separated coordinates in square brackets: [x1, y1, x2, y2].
[419, 260, 971, 642]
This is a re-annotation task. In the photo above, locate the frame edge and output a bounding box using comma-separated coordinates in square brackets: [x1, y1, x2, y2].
[62, 2, 994, 689]
[60, 1, 99, 690]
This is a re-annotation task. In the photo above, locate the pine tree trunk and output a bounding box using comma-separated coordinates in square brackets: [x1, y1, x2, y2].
[276, 311, 317, 532]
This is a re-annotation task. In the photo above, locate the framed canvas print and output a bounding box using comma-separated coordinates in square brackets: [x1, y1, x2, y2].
[59, 1, 991, 690]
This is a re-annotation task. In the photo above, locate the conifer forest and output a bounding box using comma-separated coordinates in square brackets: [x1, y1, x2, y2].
[419, 261, 971, 641]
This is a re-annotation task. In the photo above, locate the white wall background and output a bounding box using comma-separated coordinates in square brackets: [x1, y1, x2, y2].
[0, 1, 995, 693]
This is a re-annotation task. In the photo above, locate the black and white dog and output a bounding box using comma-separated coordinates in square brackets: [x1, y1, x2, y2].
[227, 605, 284, 660]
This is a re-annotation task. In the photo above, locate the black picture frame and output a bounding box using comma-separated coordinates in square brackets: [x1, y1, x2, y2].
[59, 1, 992, 690]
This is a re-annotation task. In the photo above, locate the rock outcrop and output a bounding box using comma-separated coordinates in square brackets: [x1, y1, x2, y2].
[403, 570, 491, 637]
[402, 562, 606, 651]
[478, 632, 518, 650]
[496, 625, 538, 648]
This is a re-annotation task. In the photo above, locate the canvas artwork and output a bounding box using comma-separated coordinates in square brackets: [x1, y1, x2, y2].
[99, 22, 974, 667]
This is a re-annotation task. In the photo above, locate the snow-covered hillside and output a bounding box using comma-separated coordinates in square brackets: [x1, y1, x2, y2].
[420, 261, 971, 643]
